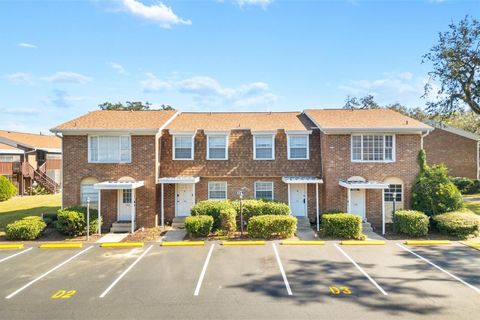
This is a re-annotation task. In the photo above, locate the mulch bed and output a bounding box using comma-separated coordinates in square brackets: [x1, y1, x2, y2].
[121, 227, 167, 242]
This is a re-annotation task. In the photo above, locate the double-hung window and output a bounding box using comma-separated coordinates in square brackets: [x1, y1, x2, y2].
[255, 182, 274, 200]
[208, 181, 227, 200]
[89, 135, 131, 163]
[351, 134, 394, 162]
[173, 135, 194, 160]
[254, 135, 275, 160]
[207, 135, 228, 160]
[288, 135, 309, 160]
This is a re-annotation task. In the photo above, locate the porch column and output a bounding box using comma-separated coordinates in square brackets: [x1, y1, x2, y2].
[131, 189, 135, 234]
[97, 190, 101, 236]
[287, 184, 291, 211]
[347, 188, 351, 213]
[381, 189, 385, 235]
[161, 183, 165, 229]
[315, 183, 319, 232]
[192, 183, 196, 204]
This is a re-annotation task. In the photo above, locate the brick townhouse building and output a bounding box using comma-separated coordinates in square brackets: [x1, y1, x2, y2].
[51, 108, 432, 234]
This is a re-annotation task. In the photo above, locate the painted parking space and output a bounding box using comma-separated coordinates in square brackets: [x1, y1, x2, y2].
[0, 246, 32, 264]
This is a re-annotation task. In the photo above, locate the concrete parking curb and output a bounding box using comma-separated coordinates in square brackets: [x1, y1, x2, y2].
[280, 240, 325, 245]
[39, 243, 83, 249]
[341, 240, 386, 245]
[100, 242, 144, 248]
[460, 241, 480, 250]
[0, 244, 24, 249]
[160, 241, 205, 246]
[221, 241, 265, 246]
[404, 240, 451, 245]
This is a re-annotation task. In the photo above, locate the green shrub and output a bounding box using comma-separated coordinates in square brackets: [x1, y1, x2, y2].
[5, 216, 46, 240]
[220, 207, 237, 235]
[56, 207, 99, 236]
[42, 213, 58, 221]
[393, 210, 429, 236]
[43, 217, 53, 225]
[412, 163, 463, 216]
[451, 177, 480, 194]
[185, 215, 214, 237]
[0, 175, 17, 201]
[321, 213, 364, 239]
[190, 200, 233, 230]
[231, 199, 290, 222]
[247, 215, 297, 239]
[432, 210, 480, 239]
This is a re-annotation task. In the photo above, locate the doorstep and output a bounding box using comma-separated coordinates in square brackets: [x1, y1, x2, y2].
[96, 233, 129, 243]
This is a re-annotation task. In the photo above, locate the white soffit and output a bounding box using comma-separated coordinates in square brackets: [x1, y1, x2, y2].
[282, 176, 324, 184]
[94, 180, 144, 190]
[158, 176, 200, 184]
[339, 180, 389, 189]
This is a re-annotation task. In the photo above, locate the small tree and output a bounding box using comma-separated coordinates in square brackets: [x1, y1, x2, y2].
[0, 176, 17, 201]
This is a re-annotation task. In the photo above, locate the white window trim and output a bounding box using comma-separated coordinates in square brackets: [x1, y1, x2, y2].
[206, 135, 229, 160]
[207, 181, 228, 200]
[253, 135, 275, 160]
[254, 181, 274, 200]
[88, 135, 132, 164]
[173, 134, 195, 160]
[351, 134, 396, 163]
[287, 134, 309, 160]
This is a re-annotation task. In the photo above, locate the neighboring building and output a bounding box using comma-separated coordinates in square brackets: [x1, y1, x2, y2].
[0, 130, 62, 194]
[423, 122, 480, 180]
[52, 108, 432, 234]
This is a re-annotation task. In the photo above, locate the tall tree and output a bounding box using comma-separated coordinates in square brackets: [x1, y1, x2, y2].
[98, 101, 175, 111]
[423, 16, 480, 115]
[343, 94, 379, 109]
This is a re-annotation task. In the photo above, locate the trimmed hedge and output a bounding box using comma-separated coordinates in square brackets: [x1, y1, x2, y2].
[220, 207, 237, 235]
[0, 175, 17, 201]
[432, 210, 480, 239]
[451, 177, 480, 195]
[185, 215, 214, 237]
[231, 199, 290, 222]
[5, 216, 46, 240]
[55, 207, 100, 236]
[247, 215, 297, 239]
[190, 200, 233, 230]
[321, 213, 364, 239]
[393, 210, 429, 236]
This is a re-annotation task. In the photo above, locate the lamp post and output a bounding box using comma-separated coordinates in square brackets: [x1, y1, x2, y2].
[392, 192, 397, 233]
[237, 187, 248, 237]
[86, 197, 90, 241]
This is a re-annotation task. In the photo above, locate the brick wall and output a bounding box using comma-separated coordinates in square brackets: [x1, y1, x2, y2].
[424, 128, 478, 179]
[320, 133, 422, 229]
[62, 135, 157, 229]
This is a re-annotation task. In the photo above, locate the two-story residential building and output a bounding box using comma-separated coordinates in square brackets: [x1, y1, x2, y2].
[52, 108, 432, 235]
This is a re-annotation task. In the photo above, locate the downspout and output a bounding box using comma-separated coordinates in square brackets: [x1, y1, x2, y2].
[420, 130, 430, 150]
[54, 132, 64, 209]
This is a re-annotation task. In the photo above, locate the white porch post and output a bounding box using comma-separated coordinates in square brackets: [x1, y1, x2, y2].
[161, 183, 165, 229]
[347, 188, 351, 213]
[287, 184, 291, 212]
[315, 183, 319, 232]
[192, 183, 196, 205]
[97, 190, 101, 236]
[131, 189, 135, 234]
[382, 189, 385, 235]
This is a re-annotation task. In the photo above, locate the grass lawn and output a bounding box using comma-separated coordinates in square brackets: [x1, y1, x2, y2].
[0, 194, 61, 234]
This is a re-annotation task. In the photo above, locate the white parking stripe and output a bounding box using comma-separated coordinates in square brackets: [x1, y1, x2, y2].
[0, 247, 33, 264]
[334, 244, 388, 296]
[397, 243, 480, 293]
[99, 245, 153, 298]
[194, 244, 215, 296]
[272, 243, 293, 295]
[5, 246, 93, 299]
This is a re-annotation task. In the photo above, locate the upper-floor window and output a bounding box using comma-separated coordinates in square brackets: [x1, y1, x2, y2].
[255, 181, 274, 200]
[208, 181, 227, 200]
[288, 135, 309, 160]
[207, 135, 228, 160]
[0, 155, 21, 162]
[89, 135, 131, 163]
[173, 135, 194, 160]
[254, 135, 275, 160]
[351, 134, 394, 162]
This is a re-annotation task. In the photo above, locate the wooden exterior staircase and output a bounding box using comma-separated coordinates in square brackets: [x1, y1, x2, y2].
[22, 162, 60, 194]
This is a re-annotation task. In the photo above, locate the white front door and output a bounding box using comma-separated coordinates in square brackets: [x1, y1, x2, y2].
[176, 184, 194, 217]
[350, 189, 366, 221]
[118, 189, 133, 221]
[290, 184, 307, 217]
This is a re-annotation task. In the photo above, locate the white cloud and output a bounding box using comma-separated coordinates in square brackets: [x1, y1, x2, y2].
[5, 72, 33, 84]
[339, 72, 424, 96]
[120, 0, 191, 28]
[141, 73, 277, 108]
[235, 0, 273, 8]
[17, 42, 37, 49]
[42, 72, 92, 84]
[0, 107, 40, 115]
[110, 62, 127, 75]
[44, 89, 87, 108]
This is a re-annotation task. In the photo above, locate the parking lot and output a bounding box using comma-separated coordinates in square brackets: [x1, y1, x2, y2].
[0, 241, 478, 320]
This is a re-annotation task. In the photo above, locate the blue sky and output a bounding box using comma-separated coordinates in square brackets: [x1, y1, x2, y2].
[1, 0, 478, 133]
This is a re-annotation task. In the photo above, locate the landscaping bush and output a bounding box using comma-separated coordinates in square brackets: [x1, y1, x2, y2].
[231, 199, 290, 222]
[393, 210, 429, 237]
[56, 207, 99, 236]
[190, 200, 233, 230]
[451, 177, 480, 195]
[247, 215, 297, 239]
[0, 175, 17, 201]
[5, 216, 46, 240]
[321, 213, 364, 239]
[220, 207, 237, 235]
[432, 210, 480, 239]
[185, 215, 214, 237]
[412, 151, 463, 216]
[43, 217, 53, 225]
